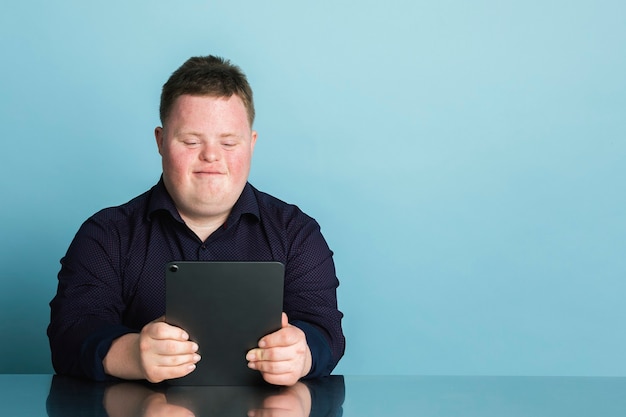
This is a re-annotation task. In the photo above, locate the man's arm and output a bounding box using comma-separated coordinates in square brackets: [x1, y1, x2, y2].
[103, 317, 200, 383]
[48, 214, 132, 379]
[48, 209, 172, 380]
[278, 214, 346, 378]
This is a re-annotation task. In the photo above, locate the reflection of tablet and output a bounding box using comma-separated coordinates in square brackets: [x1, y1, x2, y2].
[165, 261, 284, 386]
[166, 385, 280, 415]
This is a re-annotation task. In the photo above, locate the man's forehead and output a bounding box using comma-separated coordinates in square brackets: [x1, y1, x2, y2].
[174, 93, 245, 107]
[168, 94, 249, 119]
[163, 95, 253, 135]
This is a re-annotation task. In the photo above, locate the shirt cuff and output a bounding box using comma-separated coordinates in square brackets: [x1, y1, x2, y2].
[291, 320, 334, 379]
[80, 325, 136, 381]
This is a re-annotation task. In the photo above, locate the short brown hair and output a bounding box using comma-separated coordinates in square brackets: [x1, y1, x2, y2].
[159, 55, 255, 126]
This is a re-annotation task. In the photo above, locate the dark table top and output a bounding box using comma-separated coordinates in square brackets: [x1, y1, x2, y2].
[2, 374, 626, 416]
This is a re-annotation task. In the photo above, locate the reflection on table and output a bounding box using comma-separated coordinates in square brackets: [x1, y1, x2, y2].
[2, 374, 626, 416]
[45, 374, 345, 417]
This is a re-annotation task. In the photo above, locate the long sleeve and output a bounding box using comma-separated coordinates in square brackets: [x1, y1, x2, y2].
[48, 214, 136, 380]
[278, 211, 345, 377]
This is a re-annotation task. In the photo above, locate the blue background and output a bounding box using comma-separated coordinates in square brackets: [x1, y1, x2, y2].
[1, 1, 624, 376]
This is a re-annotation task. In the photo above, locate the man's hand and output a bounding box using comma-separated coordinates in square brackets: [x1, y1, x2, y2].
[104, 383, 195, 417]
[248, 382, 312, 417]
[103, 317, 201, 383]
[246, 313, 312, 386]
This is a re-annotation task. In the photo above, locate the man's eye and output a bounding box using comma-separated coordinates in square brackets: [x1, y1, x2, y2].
[184, 141, 199, 146]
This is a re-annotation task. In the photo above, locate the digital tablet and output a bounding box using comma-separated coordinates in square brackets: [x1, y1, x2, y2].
[165, 261, 284, 386]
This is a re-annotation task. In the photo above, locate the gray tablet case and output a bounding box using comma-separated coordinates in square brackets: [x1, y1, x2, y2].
[165, 261, 284, 386]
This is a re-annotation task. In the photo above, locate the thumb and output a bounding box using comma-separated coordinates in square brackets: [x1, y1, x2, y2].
[281, 312, 289, 328]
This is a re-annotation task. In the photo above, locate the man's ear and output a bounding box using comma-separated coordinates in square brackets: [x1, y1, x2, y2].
[250, 130, 258, 154]
[155, 126, 164, 155]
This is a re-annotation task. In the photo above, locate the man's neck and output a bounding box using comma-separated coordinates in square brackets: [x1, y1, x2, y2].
[181, 213, 229, 242]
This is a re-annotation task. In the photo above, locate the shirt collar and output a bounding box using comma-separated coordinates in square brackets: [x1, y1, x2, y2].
[226, 181, 260, 227]
[147, 177, 260, 227]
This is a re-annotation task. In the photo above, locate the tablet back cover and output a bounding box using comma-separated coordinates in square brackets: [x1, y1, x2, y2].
[165, 261, 284, 386]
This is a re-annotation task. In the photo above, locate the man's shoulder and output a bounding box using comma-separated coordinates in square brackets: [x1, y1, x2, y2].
[250, 185, 310, 220]
[248, 184, 322, 237]
[85, 186, 154, 229]
[248, 184, 330, 258]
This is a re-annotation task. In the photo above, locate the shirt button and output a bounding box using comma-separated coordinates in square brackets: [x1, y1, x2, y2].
[201, 245, 207, 250]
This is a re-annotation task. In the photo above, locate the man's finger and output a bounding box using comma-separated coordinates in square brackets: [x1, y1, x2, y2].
[145, 321, 190, 341]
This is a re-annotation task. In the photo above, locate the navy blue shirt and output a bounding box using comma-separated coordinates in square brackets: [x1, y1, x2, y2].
[48, 178, 345, 381]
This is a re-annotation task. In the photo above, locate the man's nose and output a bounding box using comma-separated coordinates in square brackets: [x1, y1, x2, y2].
[200, 143, 219, 162]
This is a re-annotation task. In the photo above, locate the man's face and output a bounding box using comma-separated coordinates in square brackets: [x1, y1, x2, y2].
[155, 94, 257, 224]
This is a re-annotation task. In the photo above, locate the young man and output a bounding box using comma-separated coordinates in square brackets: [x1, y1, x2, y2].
[48, 56, 345, 386]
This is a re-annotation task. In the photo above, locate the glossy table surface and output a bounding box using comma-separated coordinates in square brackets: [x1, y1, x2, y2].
[2, 374, 626, 416]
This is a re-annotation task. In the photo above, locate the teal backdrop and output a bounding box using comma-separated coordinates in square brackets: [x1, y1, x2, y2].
[1, 0, 624, 375]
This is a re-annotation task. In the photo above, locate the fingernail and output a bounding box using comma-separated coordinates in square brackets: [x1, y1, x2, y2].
[188, 364, 196, 371]
[247, 362, 256, 370]
[193, 354, 201, 362]
[258, 340, 266, 348]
